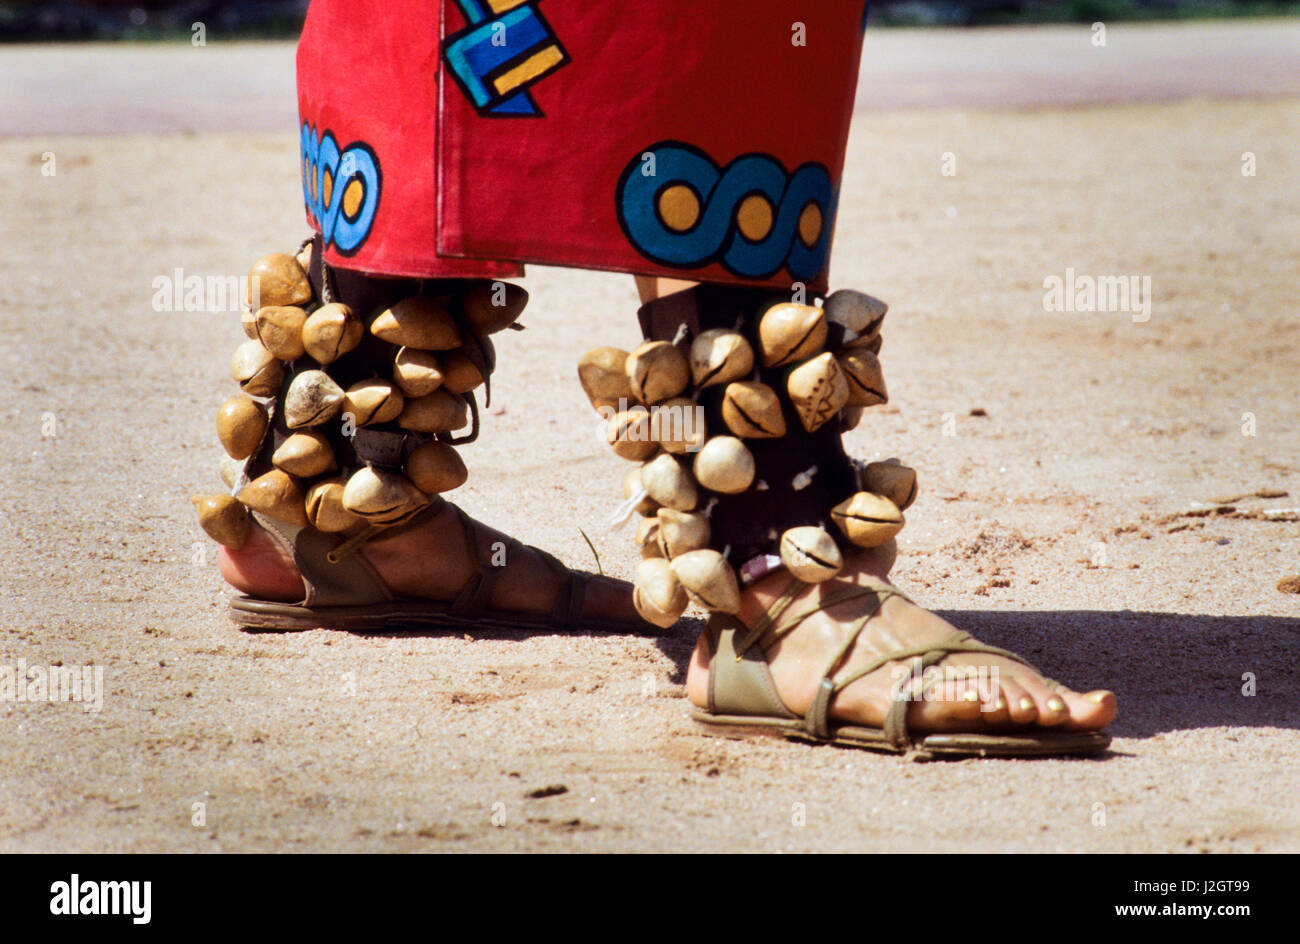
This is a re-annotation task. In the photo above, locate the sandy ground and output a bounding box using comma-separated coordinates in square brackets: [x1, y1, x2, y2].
[2, 30, 1299, 852]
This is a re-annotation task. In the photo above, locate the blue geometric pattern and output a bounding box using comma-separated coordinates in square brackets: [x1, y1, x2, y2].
[616, 142, 838, 283]
[300, 123, 381, 256]
[443, 1, 569, 117]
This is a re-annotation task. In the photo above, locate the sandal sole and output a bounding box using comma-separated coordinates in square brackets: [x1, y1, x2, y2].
[692, 709, 1111, 759]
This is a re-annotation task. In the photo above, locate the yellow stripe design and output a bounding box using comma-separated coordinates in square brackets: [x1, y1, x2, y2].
[492, 45, 565, 97]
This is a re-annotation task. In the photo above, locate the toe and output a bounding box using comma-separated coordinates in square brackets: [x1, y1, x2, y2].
[999, 678, 1039, 725]
[1057, 688, 1118, 731]
[1016, 676, 1071, 727]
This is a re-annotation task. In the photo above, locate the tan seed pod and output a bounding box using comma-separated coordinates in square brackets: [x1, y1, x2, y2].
[720, 381, 786, 439]
[787, 352, 850, 432]
[342, 378, 404, 427]
[692, 436, 755, 494]
[633, 558, 690, 628]
[294, 241, 313, 275]
[640, 453, 697, 511]
[843, 332, 883, 356]
[607, 409, 657, 461]
[370, 297, 461, 350]
[392, 347, 444, 397]
[342, 467, 429, 525]
[218, 454, 244, 489]
[302, 303, 363, 365]
[626, 341, 689, 405]
[758, 302, 826, 367]
[823, 289, 887, 337]
[284, 369, 344, 428]
[650, 397, 706, 455]
[860, 460, 917, 511]
[578, 346, 636, 412]
[779, 526, 844, 583]
[397, 389, 468, 433]
[837, 350, 888, 408]
[237, 470, 309, 527]
[655, 508, 710, 559]
[240, 305, 258, 339]
[272, 430, 336, 477]
[461, 280, 528, 335]
[304, 477, 366, 533]
[191, 494, 252, 549]
[440, 345, 489, 395]
[689, 329, 754, 389]
[670, 549, 741, 615]
[216, 394, 267, 461]
[231, 339, 284, 398]
[249, 252, 312, 309]
[635, 517, 664, 559]
[254, 305, 309, 361]
[830, 492, 904, 547]
[623, 466, 660, 516]
[406, 441, 468, 494]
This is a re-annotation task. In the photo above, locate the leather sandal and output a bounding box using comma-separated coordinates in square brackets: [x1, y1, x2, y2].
[692, 577, 1112, 760]
[229, 498, 645, 633]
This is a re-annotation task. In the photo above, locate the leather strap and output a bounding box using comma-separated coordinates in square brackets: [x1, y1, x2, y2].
[251, 511, 394, 607]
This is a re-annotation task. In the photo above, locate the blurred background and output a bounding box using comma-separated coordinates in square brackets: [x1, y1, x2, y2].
[2, 0, 1297, 40]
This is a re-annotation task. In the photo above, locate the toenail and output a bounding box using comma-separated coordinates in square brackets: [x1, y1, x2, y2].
[962, 689, 980, 702]
[1018, 696, 1035, 712]
[995, 697, 1007, 712]
[1047, 696, 1066, 713]
[1085, 691, 1109, 704]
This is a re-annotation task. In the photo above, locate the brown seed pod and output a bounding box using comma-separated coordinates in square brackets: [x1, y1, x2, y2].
[720, 381, 786, 439]
[254, 305, 309, 362]
[843, 332, 883, 355]
[406, 441, 468, 494]
[461, 280, 528, 335]
[655, 508, 711, 559]
[304, 477, 366, 533]
[240, 305, 258, 340]
[191, 494, 252, 549]
[606, 409, 657, 461]
[633, 558, 690, 628]
[230, 339, 284, 398]
[578, 346, 636, 412]
[623, 466, 660, 516]
[284, 369, 345, 428]
[692, 436, 755, 494]
[650, 397, 706, 455]
[837, 350, 888, 408]
[342, 378, 405, 427]
[779, 526, 843, 583]
[859, 459, 917, 511]
[216, 394, 267, 461]
[689, 329, 754, 389]
[440, 343, 490, 395]
[271, 430, 336, 478]
[397, 389, 468, 433]
[341, 467, 429, 525]
[841, 406, 865, 431]
[787, 352, 849, 432]
[302, 303, 363, 365]
[670, 549, 741, 614]
[237, 470, 309, 527]
[626, 341, 689, 405]
[823, 289, 887, 337]
[830, 492, 904, 547]
[370, 297, 461, 350]
[758, 302, 826, 367]
[635, 517, 664, 559]
[218, 454, 244, 489]
[249, 253, 312, 309]
[294, 241, 313, 276]
[392, 347, 444, 397]
[640, 453, 697, 511]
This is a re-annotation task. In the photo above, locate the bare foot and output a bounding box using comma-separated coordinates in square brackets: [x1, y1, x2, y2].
[217, 502, 642, 627]
[686, 543, 1116, 735]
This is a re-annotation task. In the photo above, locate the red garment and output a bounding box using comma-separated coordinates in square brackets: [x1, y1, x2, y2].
[297, 1, 866, 291]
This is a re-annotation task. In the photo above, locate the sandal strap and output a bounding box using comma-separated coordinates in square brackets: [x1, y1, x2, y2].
[533, 546, 588, 630]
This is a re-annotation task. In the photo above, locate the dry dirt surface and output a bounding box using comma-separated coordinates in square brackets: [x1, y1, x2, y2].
[2, 28, 1298, 852]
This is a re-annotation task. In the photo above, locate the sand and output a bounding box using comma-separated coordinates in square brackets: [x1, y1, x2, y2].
[1, 28, 1298, 852]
